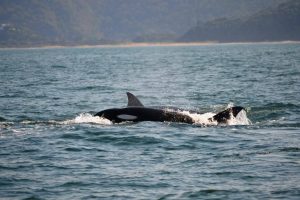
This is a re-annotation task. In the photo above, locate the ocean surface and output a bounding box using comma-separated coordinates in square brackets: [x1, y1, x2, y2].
[0, 43, 299, 199]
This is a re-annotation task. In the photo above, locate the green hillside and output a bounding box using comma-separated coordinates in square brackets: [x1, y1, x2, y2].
[0, 0, 288, 47]
[179, 0, 300, 42]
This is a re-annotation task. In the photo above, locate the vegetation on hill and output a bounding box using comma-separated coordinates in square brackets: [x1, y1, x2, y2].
[179, 0, 300, 42]
[0, 0, 291, 47]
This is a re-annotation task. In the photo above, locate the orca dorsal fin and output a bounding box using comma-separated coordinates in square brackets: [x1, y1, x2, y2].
[126, 92, 144, 107]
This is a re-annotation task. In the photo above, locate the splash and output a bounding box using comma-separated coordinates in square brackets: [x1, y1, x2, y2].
[180, 111, 218, 126]
[177, 108, 251, 126]
[226, 110, 252, 125]
[16, 113, 112, 126]
[62, 113, 112, 125]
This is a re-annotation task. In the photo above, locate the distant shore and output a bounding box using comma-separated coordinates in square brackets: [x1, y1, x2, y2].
[0, 42, 217, 50]
[1, 41, 300, 50]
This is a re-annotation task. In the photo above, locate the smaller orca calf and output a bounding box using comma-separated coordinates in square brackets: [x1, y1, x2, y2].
[95, 92, 245, 125]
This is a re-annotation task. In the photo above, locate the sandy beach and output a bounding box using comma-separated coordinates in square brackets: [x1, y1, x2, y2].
[1, 41, 299, 50]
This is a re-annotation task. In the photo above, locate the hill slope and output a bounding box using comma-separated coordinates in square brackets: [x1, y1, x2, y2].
[0, 0, 287, 47]
[179, 0, 300, 42]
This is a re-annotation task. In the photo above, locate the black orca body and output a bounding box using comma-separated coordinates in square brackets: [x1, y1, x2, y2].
[95, 92, 245, 125]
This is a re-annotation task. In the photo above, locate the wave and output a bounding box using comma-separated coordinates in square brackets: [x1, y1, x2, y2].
[250, 103, 300, 114]
[248, 102, 299, 126]
[0, 116, 6, 122]
[51, 65, 67, 69]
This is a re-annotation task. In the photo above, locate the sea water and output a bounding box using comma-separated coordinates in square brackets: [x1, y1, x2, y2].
[0, 43, 299, 199]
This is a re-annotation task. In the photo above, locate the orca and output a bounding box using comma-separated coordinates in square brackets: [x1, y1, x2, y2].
[94, 92, 246, 125]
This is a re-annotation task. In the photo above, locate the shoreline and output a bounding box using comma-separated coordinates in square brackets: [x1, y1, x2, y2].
[1, 41, 300, 50]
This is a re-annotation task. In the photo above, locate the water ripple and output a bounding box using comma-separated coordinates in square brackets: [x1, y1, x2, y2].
[0, 44, 299, 199]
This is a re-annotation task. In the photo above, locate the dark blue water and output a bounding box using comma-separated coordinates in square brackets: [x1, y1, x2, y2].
[0, 43, 300, 199]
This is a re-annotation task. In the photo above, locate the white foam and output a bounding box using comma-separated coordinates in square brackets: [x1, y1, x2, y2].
[181, 111, 218, 126]
[177, 109, 251, 126]
[62, 113, 112, 125]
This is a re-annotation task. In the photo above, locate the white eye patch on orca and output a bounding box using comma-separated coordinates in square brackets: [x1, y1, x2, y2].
[117, 114, 137, 120]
